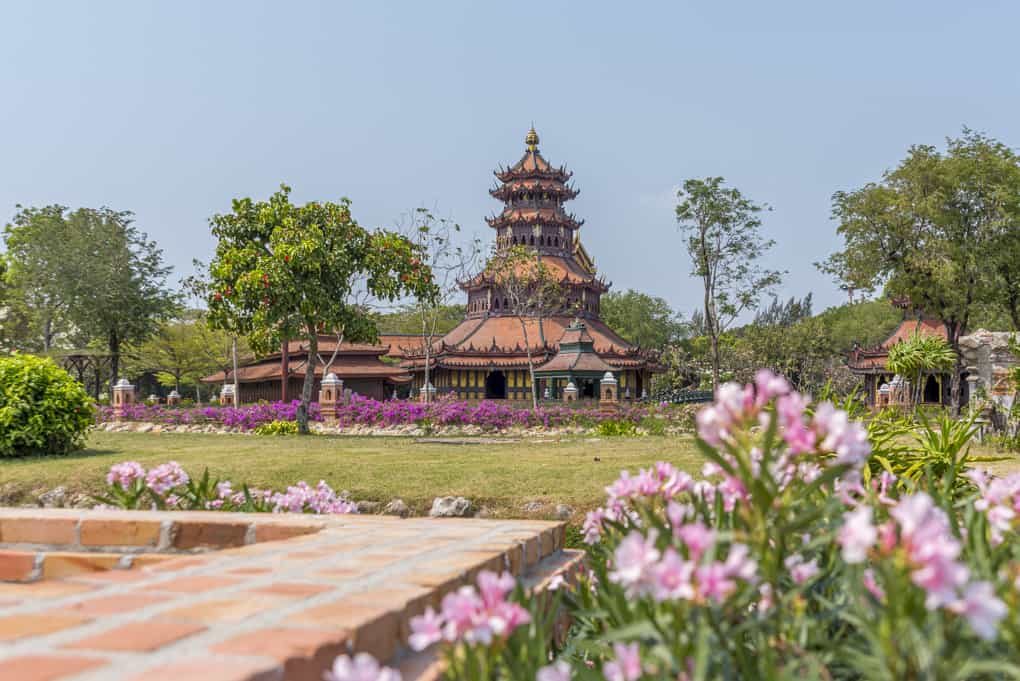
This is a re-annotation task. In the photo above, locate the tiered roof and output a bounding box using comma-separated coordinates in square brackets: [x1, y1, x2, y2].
[395, 128, 659, 377]
[847, 316, 948, 373]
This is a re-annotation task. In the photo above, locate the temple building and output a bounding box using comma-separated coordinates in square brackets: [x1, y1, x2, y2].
[396, 128, 659, 400]
[847, 301, 954, 407]
[202, 337, 410, 403]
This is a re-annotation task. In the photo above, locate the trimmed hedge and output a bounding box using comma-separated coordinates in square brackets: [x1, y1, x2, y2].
[0, 354, 94, 457]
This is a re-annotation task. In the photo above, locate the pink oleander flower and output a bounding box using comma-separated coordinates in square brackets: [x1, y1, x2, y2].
[890, 493, 969, 610]
[776, 392, 815, 454]
[583, 508, 606, 545]
[677, 522, 715, 562]
[862, 568, 885, 601]
[324, 653, 401, 681]
[754, 369, 791, 406]
[666, 501, 693, 536]
[216, 480, 233, 499]
[434, 571, 530, 646]
[537, 660, 573, 681]
[838, 505, 877, 564]
[609, 530, 660, 595]
[603, 642, 642, 681]
[812, 402, 870, 468]
[145, 461, 189, 496]
[949, 581, 1007, 641]
[784, 553, 819, 584]
[408, 607, 442, 651]
[650, 547, 695, 601]
[106, 461, 146, 491]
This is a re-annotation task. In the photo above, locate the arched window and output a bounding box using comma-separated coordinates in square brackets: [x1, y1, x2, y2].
[493, 298, 500, 310]
[529, 235, 535, 246]
[503, 298, 509, 309]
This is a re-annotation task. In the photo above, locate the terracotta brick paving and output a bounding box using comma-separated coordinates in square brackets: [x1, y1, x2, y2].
[0, 508, 582, 681]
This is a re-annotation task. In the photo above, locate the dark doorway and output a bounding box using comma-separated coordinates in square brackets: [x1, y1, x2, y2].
[485, 371, 507, 399]
[582, 379, 596, 399]
[923, 375, 941, 404]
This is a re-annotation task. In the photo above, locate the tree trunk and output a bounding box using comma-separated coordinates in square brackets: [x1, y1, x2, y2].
[296, 333, 317, 434]
[108, 331, 120, 401]
[43, 315, 53, 353]
[945, 322, 963, 416]
[519, 318, 538, 408]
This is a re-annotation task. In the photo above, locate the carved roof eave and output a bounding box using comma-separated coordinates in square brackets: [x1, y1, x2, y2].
[485, 213, 585, 229]
[494, 166, 573, 183]
[489, 184, 580, 201]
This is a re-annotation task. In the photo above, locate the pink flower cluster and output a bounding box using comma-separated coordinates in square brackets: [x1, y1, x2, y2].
[324, 653, 401, 681]
[609, 528, 757, 604]
[408, 570, 531, 650]
[838, 492, 1007, 640]
[144, 461, 189, 495]
[583, 461, 694, 545]
[966, 469, 1020, 545]
[106, 461, 146, 490]
[695, 370, 870, 470]
[269, 480, 357, 514]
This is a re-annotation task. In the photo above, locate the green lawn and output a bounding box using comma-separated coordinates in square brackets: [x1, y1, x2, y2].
[0, 432, 705, 518]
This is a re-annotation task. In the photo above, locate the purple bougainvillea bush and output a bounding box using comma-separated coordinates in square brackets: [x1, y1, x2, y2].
[319, 371, 1020, 680]
[96, 395, 695, 434]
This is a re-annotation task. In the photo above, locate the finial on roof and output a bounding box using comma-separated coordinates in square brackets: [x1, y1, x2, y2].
[525, 125, 539, 151]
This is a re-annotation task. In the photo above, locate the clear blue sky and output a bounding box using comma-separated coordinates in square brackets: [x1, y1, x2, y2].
[2, 1, 1017, 318]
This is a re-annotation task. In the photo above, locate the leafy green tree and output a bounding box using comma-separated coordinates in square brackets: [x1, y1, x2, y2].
[375, 304, 465, 335]
[676, 177, 783, 389]
[3, 205, 78, 351]
[600, 289, 684, 350]
[4, 206, 178, 386]
[753, 293, 813, 327]
[820, 129, 1020, 411]
[204, 185, 435, 433]
[125, 311, 249, 400]
[63, 208, 179, 391]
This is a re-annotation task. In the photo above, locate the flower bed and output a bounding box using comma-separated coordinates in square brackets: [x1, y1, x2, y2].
[320, 371, 1020, 680]
[95, 396, 697, 434]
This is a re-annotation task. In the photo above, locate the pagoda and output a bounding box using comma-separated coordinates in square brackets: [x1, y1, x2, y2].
[396, 128, 659, 401]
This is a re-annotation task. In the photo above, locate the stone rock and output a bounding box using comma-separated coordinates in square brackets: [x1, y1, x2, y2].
[383, 498, 410, 517]
[429, 496, 473, 518]
[69, 493, 94, 508]
[0, 482, 20, 504]
[521, 501, 544, 513]
[135, 423, 153, 433]
[476, 505, 496, 519]
[554, 504, 574, 520]
[356, 500, 382, 514]
[38, 486, 67, 508]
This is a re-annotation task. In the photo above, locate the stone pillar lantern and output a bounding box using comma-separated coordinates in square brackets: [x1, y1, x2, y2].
[319, 372, 343, 424]
[219, 384, 236, 407]
[112, 379, 135, 421]
[419, 381, 436, 403]
[167, 390, 181, 407]
[563, 381, 578, 403]
[600, 371, 619, 415]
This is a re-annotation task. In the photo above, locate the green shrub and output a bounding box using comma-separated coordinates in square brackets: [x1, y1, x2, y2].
[253, 419, 299, 436]
[0, 354, 94, 457]
[638, 415, 668, 436]
[594, 419, 640, 437]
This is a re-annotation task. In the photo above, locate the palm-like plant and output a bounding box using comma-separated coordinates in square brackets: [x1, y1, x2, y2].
[886, 332, 957, 406]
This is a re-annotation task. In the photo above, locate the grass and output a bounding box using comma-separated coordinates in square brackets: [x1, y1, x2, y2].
[0, 431, 706, 518]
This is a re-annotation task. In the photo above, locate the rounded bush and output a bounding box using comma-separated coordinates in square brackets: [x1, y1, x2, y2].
[0, 354, 94, 457]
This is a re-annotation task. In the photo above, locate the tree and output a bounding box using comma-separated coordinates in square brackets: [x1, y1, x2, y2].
[3, 205, 78, 351]
[754, 293, 813, 328]
[65, 208, 179, 392]
[819, 129, 1020, 411]
[125, 311, 249, 401]
[488, 245, 567, 408]
[204, 185, 435, 433]
[886, 333, 957, 407]
[374, 304, 465, 334]
[4, 205, 178, 385]
[601, 289, 683, 350]
[675, 177, 783, 389]
[398, 208, 480, 402]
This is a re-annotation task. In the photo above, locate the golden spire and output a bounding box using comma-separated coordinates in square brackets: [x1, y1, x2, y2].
[525, 125, 539, 151]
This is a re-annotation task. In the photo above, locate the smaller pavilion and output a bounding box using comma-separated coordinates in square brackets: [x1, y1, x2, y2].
[534, 320, 620, 400]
